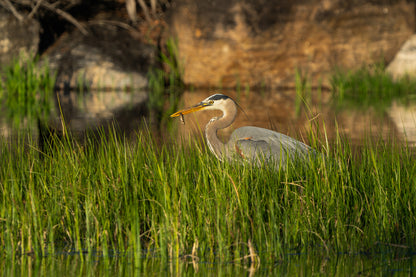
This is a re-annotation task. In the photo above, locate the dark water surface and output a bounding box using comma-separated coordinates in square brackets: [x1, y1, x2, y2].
[2, 247, 416, 276]
[174, 89, 415, 147]
[3, 88, 413, 148]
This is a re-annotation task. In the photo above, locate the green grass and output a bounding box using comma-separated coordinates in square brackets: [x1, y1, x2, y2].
[0, 53, 55, 129]
[294, 68, 313, 117]
[148, 38, 184, 130]
[1, 55, 416, 264]
[331, 62, 416, 112]
[0, 124, 415, 263]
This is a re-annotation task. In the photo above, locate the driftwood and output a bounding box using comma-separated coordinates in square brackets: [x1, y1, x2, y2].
[0, 0, 88, 34]
[128, 0, 166, 23]
[0, 0, 167, 31]
[129, 0, 160, 23]
[0, 0, 24, 21]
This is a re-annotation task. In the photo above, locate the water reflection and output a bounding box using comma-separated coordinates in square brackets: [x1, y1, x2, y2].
[55, 88, 413, 147]
[388, 101, 416, 146]
[3, 88, 414, 148]
[2, 249, 415, 276]
[51, 89, 148, 139]
[173, 89, 408, 147]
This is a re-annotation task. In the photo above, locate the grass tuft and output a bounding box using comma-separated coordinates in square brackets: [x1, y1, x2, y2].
[331, 62, 416, 112]
[148, 38, 184, 131]
[0, 52, 55, 130]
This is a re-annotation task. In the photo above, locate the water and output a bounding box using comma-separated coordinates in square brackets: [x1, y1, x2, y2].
[2, 247, 415, 276]
[3, 88, 414, 147]
[174, 89, 411, 147]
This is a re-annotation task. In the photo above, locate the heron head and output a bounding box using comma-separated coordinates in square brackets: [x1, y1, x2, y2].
[170, 94, 232, 118]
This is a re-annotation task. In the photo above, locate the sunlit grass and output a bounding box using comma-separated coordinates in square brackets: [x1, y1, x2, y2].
[148, 38, 184, 131]
[0, 53, 55, 129]
[0, 124, 415, 263]
[331, 62, 416, 111]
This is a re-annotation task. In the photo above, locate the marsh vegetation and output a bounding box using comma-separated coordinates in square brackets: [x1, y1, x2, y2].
[0, 55, 416, 275]
[1, 122, 416, 258]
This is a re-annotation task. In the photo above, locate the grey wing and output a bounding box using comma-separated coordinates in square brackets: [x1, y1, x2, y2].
[235, 138, 276, 161]
[230, 126, 314, 166]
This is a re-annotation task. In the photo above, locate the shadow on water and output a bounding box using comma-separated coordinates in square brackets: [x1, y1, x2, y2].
[2, 246, 416, 276]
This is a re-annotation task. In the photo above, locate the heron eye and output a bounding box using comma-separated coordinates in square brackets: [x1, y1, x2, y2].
[209, 100, 214, 105]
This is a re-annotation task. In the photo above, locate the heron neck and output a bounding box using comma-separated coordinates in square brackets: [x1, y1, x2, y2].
[205, 103, 237, 159]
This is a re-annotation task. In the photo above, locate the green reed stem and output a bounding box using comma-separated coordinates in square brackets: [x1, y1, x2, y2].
[0, 126, 415, 262]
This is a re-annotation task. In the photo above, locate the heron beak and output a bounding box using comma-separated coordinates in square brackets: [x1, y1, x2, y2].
[170, 102, 210, 117]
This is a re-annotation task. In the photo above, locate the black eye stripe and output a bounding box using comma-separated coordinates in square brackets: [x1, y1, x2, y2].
[207, 94, 229, 101]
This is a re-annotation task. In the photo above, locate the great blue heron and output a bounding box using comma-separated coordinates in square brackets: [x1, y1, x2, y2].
[171, 94, 315, 168]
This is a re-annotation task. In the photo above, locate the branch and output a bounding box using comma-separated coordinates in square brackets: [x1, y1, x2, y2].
[137, 0, 152, 23]
[12, 0, 88, 35]
[27, 0, 43, 19]
[0, 0, 24, 21]
[150, 0, 156, 16]
[48, 4, 88, 35]
[126, 0, 137, 23]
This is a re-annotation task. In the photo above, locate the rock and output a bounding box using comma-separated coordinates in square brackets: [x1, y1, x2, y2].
[168, 0, 415, 89]
[44, 22, 155, 90]
[0, 10, 40, 65]
[386, 34, 416, 80]
[40, 22, 155, 137]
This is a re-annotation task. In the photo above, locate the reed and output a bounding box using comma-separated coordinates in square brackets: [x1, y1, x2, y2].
[0, 52, 55, 129]
[294, 68, 312, 117]
[1, 54, 416, 262]
[331, 62, 416, 111]
[0, 123, 415, 262]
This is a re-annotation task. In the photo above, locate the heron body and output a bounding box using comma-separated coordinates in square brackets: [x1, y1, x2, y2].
[171, 94, 314, 168]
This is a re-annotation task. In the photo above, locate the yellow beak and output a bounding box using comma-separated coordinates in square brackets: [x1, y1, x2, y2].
[170, 103, 209, 117]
